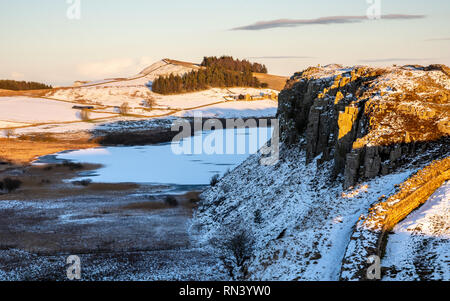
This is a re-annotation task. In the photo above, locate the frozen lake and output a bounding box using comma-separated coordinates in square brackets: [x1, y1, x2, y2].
[40, 127, 273, 188]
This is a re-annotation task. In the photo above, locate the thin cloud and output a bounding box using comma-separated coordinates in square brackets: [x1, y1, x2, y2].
[77, 56, 155, 79]
[359, 58, 432, 63]
[231, 14, 425, 31]
[10, 72, 25, 80]
[246, 56, 314, 59]
[425, 37, 450, 41]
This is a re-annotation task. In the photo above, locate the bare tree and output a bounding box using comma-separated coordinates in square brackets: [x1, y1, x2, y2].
[211, 224, 255, 280]
[119, 102, 130, 115]
[142, 96, 156, 109]
[3, 129, 14, 139]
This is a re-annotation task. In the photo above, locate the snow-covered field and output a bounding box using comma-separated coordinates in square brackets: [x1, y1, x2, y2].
[49, 85, 278, 112]
[0, 60, 278, 136]
[0, 187, 225, 281]
[382, 181, 450, 280]
[175, 99, 277, 118]
[0, 97, 113, 123]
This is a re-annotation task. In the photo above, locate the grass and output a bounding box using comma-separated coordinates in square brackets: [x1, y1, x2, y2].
[253, 73, 288, 91]
[0, 136, 97, 164]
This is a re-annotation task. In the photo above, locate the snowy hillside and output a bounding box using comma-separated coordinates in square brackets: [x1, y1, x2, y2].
[191, 143, 414, 280]
[0, 59, 279, 136]
[191, 64, 450, 281]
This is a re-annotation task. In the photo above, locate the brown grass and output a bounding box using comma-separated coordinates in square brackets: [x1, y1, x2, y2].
[164, 58, 200, 69]
[0, 88, 54, 97]
[122, 201, 173, 211]
[0, 136, 97, 164]
[87, 183, 140, 191]
[253, 73, 289, 91]
[121, 191, 201, 212]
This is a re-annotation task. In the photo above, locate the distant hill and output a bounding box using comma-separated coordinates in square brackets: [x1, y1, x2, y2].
[68, 57, 287, 92]
[151, 56, 288, 94]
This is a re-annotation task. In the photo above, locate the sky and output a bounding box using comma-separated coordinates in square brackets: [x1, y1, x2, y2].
[0, 0, 449, 86]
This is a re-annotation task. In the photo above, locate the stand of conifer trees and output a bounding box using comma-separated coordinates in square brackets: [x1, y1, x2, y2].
[0, 80, 52, 91]
[200, 56, 268, 74]
[152, 56, 267, 95]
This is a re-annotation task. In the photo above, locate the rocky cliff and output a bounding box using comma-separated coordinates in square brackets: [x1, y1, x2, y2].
[192, 64, 449, 281]
[278, 64, 449, 188]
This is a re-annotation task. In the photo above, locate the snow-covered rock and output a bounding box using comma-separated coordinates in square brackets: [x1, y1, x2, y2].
[191, 64, 450, 280]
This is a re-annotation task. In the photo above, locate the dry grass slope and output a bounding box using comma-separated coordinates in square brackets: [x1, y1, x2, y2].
[253, 73, 289, 91]
[0, 136, 97, 164]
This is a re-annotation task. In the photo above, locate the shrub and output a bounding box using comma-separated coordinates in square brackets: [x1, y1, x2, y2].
[62, 160, 83, 170]
[210, 174, 220, 187]
[119, 102, 130, 115]
[142, 96, 156, 109]
[212, 227, 255, 280]
[2, 178, 22, 192]
[3, 129, 14, 138]
[164, 196, 178, 207]
[73, 179, 92, 186]
[254, 209, 262, 224]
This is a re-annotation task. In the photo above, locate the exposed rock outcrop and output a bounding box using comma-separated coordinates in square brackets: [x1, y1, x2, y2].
[193, 63, 449, 281]
[278, 64, 450, 188]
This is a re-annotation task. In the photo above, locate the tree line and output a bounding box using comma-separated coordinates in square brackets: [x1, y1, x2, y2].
[201, 56, 267, 74]
[152, 56, 269, 94]
[152, 66, 265, 95]
[0, 80, 52, 91]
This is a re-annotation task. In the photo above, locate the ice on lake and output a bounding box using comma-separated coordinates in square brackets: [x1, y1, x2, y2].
[50, 127, 273, 186]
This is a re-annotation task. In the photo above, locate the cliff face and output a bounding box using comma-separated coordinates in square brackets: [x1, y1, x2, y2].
[192, 64, 449, 281]
[278, 64, 450, 188]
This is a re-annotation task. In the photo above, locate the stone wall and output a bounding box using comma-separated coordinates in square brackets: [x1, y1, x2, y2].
[340, 157, 450, 280]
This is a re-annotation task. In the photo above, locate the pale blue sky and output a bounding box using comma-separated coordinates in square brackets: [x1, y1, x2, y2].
[1, 0, 449, 85]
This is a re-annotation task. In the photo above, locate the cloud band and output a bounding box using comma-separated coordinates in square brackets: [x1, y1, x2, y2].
[231, 14, 425, 31]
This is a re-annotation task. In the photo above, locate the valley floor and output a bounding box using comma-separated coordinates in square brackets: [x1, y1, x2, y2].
[0, 164, 224, 281]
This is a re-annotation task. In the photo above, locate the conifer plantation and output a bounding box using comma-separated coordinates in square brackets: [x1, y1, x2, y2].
[152, 56, 267, 94]
[200, 56, 268, 73]
[0, 80, 52, 91]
